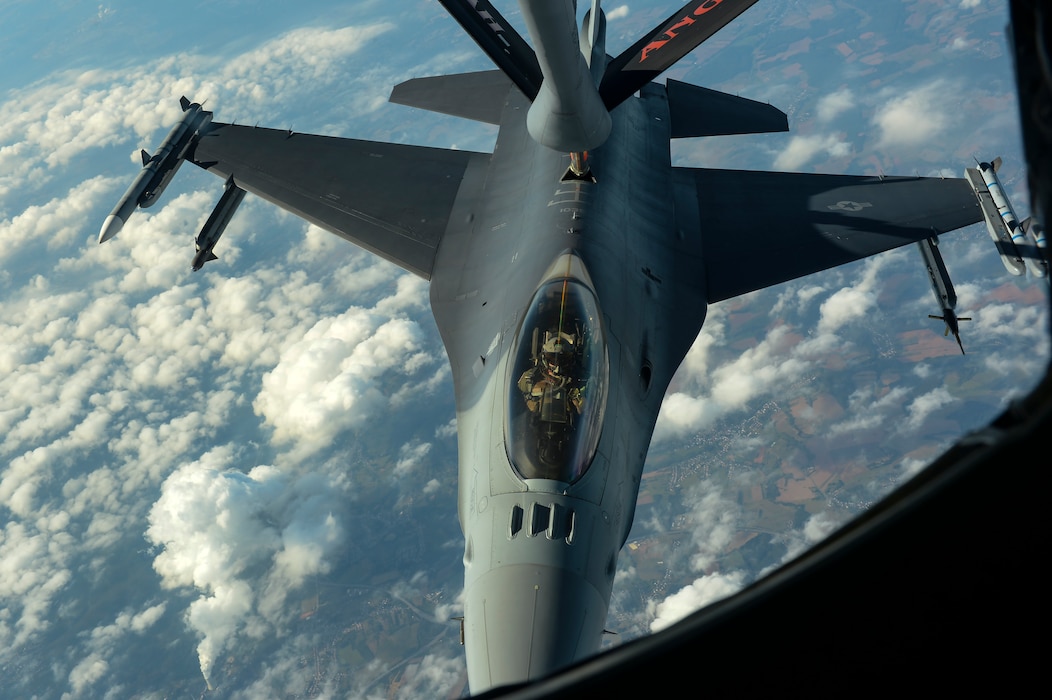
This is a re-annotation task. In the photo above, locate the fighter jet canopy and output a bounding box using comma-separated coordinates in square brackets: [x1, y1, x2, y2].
[506, 255, 609, 484]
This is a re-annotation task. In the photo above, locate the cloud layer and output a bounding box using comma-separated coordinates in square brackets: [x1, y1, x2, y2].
[0, 11, 467, 697]
[0, 1, 1044, 697]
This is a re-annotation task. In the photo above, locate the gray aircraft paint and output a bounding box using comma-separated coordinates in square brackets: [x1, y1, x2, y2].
[100, 0, 983, 692]
[430, 84, 707, 688]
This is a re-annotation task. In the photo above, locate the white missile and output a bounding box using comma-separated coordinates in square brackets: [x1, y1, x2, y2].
[1029, 217, 1048, 250]
[978, 157, 1028, 254]
[99, 97, 212, 243]
[1020, 217, 1049, 278]
[964, 164, 1026, 276]
[98, 160, 155, 243]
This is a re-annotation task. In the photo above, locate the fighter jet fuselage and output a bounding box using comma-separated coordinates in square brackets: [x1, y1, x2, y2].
[430, 85, 708, 688]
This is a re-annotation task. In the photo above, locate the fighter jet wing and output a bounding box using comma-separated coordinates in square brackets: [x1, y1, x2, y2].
[672, 168, 982, 303]
[188, 123, 487, 279]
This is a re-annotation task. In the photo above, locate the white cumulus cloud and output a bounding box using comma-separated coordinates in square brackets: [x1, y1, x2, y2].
[649, 571, 746, 632]
[872, 80, 954, 150]
[817, 89, 855, 122]
[255, 304, 435, 449]
[147, 448, 346, 685]
[774, 133, 851, 170]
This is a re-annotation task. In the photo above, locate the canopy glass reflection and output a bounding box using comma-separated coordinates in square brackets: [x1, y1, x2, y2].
[506, 275, 609, 483]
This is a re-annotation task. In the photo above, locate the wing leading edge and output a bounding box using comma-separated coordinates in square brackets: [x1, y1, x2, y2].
[673, 168, 982, 303]
[188, 123, 488, 279]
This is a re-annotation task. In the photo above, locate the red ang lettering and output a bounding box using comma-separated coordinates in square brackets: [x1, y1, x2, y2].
[693, 0, 724, 17]
[639, 0, 725, 63]
[640, 16, 694, 61]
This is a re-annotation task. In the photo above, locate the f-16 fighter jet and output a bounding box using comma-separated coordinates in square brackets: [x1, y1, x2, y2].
[100, 1, 981, 692]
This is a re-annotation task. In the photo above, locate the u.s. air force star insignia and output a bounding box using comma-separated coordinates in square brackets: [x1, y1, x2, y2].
[828, 200, 873, 212]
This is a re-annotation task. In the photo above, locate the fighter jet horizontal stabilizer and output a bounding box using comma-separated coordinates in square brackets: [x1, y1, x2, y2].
[390, 71, 513, 125]
[666, 79, 788, 138]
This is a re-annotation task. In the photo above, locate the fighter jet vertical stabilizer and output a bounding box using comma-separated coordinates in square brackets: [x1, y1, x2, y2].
[581, 1, 608, 83]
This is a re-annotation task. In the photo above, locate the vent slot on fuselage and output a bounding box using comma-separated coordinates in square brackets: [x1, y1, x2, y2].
[512, 502, 575, 543]
[509, 504, 524, 538]
[529, 503, 550, 537]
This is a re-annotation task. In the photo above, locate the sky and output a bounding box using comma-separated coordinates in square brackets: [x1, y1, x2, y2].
[0, 1, 1047, 698]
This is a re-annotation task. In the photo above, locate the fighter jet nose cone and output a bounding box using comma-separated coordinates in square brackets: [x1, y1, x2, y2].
[98, 214, 124, 244]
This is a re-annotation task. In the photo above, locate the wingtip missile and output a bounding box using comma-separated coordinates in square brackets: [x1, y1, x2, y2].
[978, 159, 1026, 252]
[98, 214, 124, 244]
[98, 97, 213, 244]
[98, 165, 154, 243]
[966, 159, 1032, 277]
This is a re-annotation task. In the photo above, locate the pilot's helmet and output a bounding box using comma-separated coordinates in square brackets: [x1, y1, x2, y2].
[542, 334, 573, 374]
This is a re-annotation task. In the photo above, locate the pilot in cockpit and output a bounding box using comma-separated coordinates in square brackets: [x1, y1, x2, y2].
[517, 330, 585, 418]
